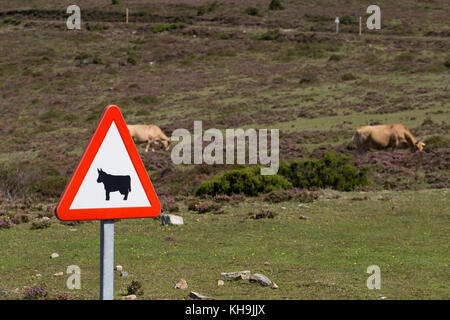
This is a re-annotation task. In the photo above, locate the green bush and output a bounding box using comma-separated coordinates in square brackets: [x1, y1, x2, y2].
[256, 29, 284, 41]
[269, 0, 284, 10]
[151, 22, 187, 33]
[279, 152, 369, 191]
[111, 0, 121, 5]
[340, 14, 357, 25]
[245, 6, 261, 17]
[195, 166, 292, 196]
[423, 135, 450, 150]
[197, 1, 218, 16]
[444, 56, 450, 69]
[92, 54, 103, 64]
[28, 177, 68, 198]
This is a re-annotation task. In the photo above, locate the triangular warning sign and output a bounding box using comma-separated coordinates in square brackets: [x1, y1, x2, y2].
[56, 105, 161, 221]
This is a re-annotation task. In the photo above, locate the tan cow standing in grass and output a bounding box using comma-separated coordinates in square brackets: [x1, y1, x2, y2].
[353, 124, 425, 154]
[126, 124, 171, 152]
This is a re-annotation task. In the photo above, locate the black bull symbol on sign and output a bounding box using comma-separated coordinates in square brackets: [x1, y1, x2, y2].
[96, 168, 131, 201]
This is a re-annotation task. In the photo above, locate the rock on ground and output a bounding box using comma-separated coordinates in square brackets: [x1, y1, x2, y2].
[189, 291, 213, 300]
[249, 273, 278, 289]
[50, 253, 59, 259]
[174, 279, 188, 290]
[161, 214, 184, 226]
[115, 265, 123, 272]
[217, 280, 224, 286]
[221, 270, 251, 281]
[123, 294, 137, 300]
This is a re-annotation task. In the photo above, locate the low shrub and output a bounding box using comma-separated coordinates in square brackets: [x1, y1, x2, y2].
[256, 29, 284, 41]
[31, 217, 51, 230]
[279, 152, 369, 191]
[23, 284, 47, 300]
[28, 177, 68, 198]
[1, 17, 21, 26]
[444, 56, 450, 69]
[423, 135, 450, 150]
[0, 216, 14, 229]
[151, 22, 186, 33]
[269, 0, 284, 10]
[245, 6, 261, 17]
[264, 189, 319, 203]
[340, 14, 357, 25]
[12, 213, 32, 224]
[249, 209, 277, 219]
[341, 73, 356, 81]
[197, 1, 218, 16]
[127, 280, 143, 296]
[55, 292, 71, 300]
[195, 166, 292, 196]
[92, 54, 103, 64]
[298, 73, 318, 85]
[196, 201, 221, 214]
[263, 190, 292, 203]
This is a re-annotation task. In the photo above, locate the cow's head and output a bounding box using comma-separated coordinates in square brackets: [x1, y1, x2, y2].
[414, 139, 425, 152]
[97, 168, 106, 183]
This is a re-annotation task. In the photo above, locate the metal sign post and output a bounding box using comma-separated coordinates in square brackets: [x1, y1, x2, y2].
[335, 17, 340, 33]
[100, 219, 114, 300]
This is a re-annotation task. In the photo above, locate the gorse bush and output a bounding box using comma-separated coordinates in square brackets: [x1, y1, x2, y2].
[195, 166, 292, 196]
[245, 6, 261, 17]
[127, 280, 144, 296]
[256, 29, 284, 41]
[197, 1, 218, 16]
[269, 0, 284, 10]
[279, 152, 369, 191]
[28, 176, 68, 198]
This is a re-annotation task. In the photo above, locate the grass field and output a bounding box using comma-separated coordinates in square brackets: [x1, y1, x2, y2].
[1, 189, 448, 300]
[0, 0, 449, 300]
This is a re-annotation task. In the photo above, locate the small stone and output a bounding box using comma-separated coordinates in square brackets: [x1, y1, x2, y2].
[115, 265, 123, 272]
[120, 271, 128, 277]
[123, 294, 137, 300]
[188, 291, 213, 300]
[378, 296, 387, 300]
[161, 214, 184, 226]
[249, 273, 273, 287]
[264, 261, 270, 266]
[50, 253, 59, 259]
[69, 228, 77, 232]
[270, 282, 279, 289]
[221, 271, 251, 281]
[174, 279, 188, 290]
[35, 274, 42, 278]
[54, 272, 64, 277]
[299, 215, 309, 220]
[217, 280, 224, 286]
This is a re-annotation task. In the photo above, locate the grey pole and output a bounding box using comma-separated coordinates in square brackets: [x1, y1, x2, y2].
[335, 17, 340, 33]
[100, 219, 114, 300]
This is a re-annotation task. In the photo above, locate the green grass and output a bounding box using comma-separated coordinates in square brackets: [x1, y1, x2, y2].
[0, 189, 448, 300]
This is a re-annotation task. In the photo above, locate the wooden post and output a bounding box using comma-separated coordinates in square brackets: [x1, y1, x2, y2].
[126, 8, 129, 24]
[359, 16, 362, 36]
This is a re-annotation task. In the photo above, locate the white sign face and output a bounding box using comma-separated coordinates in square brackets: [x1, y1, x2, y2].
[70, 121, 151, 210]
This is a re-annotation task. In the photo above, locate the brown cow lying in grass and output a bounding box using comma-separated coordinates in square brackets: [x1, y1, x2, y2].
[127, 124, 171, 152]
[353, 124, 425, 154]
